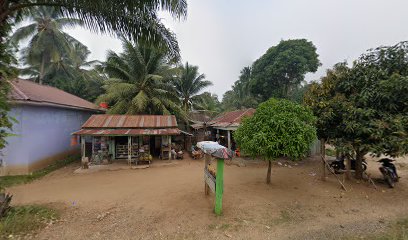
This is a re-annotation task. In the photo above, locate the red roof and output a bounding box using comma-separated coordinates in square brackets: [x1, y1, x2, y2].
[9, 79, 102, 111]
[72, 128, 180, 136]
[82, 114, 178, 128]
[209, 108, 255, 128]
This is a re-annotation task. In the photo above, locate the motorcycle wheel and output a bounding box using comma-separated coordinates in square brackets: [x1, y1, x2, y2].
[385, 174, 395, 188]
[329, 163, 341, 174]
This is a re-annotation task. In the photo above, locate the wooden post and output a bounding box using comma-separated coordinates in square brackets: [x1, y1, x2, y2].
[215, 158, 224, 215]
[168, 136, 172, 160]
[227, 130, 231, 150]
[81, 136, 85, 159]
[320, 139, 326, 181]
[205, 154, 211, 195]
[91, 137, 95, 161]
[128, 136, 132, 166]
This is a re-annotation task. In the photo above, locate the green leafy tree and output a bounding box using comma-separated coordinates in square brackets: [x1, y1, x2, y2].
[1, 0, 187, 75]
[250, 39, 320, 101]
[305, 41, 408, 179]
[194, 92, 221, 115]
[172, 62, 212, 113]
[221, 66, 259, 111]
[98, 39, 181, 115]
[0, 80, 15, 154]
[11, 6, 83, 84]
[234, 98, 317, 184]
[0, 0, 186, 153]
[18, 33, 104, 101]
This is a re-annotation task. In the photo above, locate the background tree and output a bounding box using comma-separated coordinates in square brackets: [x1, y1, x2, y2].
[11, 6, 83, 84]
[287, 83, 311, 103]
[304, 41, 408, 179]
[234, 98, 317, 184]
[0, 0, 187, 154]
[98, 39, 181, 115]
[21, 40, 104, 101]
[172, 62, 212, 113]
[1, 0, 187, 80]
[194, 92, 221, 115]
[221, 66, 259, 111]
[250, 39, 320, 101]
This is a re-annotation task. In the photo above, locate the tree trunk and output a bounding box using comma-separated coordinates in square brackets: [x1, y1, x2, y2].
[39, 54, 46, 84]
[355, 150, 365, 180]
[320, 138, 326, 181]
[266, 160, 272, 184]
[346, 156, 352, 180]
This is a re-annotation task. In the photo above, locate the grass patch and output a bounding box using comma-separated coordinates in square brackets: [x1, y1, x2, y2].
[345, 218, 408, 240]
[0, 154, 79, 189]
[0, 205, 59, 238]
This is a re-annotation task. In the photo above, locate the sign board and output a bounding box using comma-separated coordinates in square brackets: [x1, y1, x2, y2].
[204, 168, 216, 193]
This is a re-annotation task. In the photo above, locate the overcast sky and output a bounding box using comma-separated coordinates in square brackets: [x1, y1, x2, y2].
[66, 0, 408, 99]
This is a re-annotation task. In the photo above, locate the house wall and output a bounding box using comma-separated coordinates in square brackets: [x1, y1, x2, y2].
[1, 104, 95, 176]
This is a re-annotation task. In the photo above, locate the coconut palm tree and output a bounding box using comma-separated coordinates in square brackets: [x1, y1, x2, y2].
[221, 66, 259, 111]
[1, 0, 187, 79]
[172, 62, 212, 113]
[194, 92, 221, 115]
[0, 0, 186, 152]
[98, 39, 181, 115]
[11, 6, 84, 84]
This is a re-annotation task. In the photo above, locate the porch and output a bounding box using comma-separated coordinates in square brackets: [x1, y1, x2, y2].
[79, 134, 178, 166]
[72, 114, 184, 166]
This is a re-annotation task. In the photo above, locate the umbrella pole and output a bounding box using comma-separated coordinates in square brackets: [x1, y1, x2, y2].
[215, 158, 224, 215]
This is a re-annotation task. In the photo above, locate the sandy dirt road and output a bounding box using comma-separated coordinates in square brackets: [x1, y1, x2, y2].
[7, 155, 408, 240]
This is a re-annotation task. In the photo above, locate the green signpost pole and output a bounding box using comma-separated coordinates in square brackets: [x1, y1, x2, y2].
[215, 158, 224, 215]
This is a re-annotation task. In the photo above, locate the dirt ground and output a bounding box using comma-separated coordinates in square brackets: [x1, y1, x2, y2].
[6, 155, 408, 240]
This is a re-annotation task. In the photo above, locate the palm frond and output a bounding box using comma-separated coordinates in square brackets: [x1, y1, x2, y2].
[10, 23, 37, 44]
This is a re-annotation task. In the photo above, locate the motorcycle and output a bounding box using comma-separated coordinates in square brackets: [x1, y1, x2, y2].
[329, 156, 367, 174]
[378, 158, 399, 188]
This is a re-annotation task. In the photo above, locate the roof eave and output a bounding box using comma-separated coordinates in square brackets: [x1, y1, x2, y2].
[10, 100, 105, 113]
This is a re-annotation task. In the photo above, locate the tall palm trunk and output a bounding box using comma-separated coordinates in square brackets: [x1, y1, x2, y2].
[38, 53, 45, 85]
[183, 98, 189, 131]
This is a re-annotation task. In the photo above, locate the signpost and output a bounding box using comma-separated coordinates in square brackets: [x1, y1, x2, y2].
[214, 158, 224, 215]
[198, 141, 232, 216]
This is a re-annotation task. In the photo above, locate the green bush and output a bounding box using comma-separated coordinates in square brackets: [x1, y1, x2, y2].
[234, 98, 317, 183]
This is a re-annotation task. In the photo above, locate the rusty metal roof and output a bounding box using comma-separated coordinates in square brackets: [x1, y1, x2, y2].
[9, 79, 103, 112]
[72, 128, 180, 136]
[209, 108, 255, 128]
[82, 114, 178, 128]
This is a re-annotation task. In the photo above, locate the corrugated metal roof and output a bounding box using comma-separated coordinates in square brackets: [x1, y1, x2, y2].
[191, 123, 205, 129]
[9, 79, 102, 111]
[72, 128, 180, 136]
[82, 114, 178, 128]
[209, 108, 255, 128]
